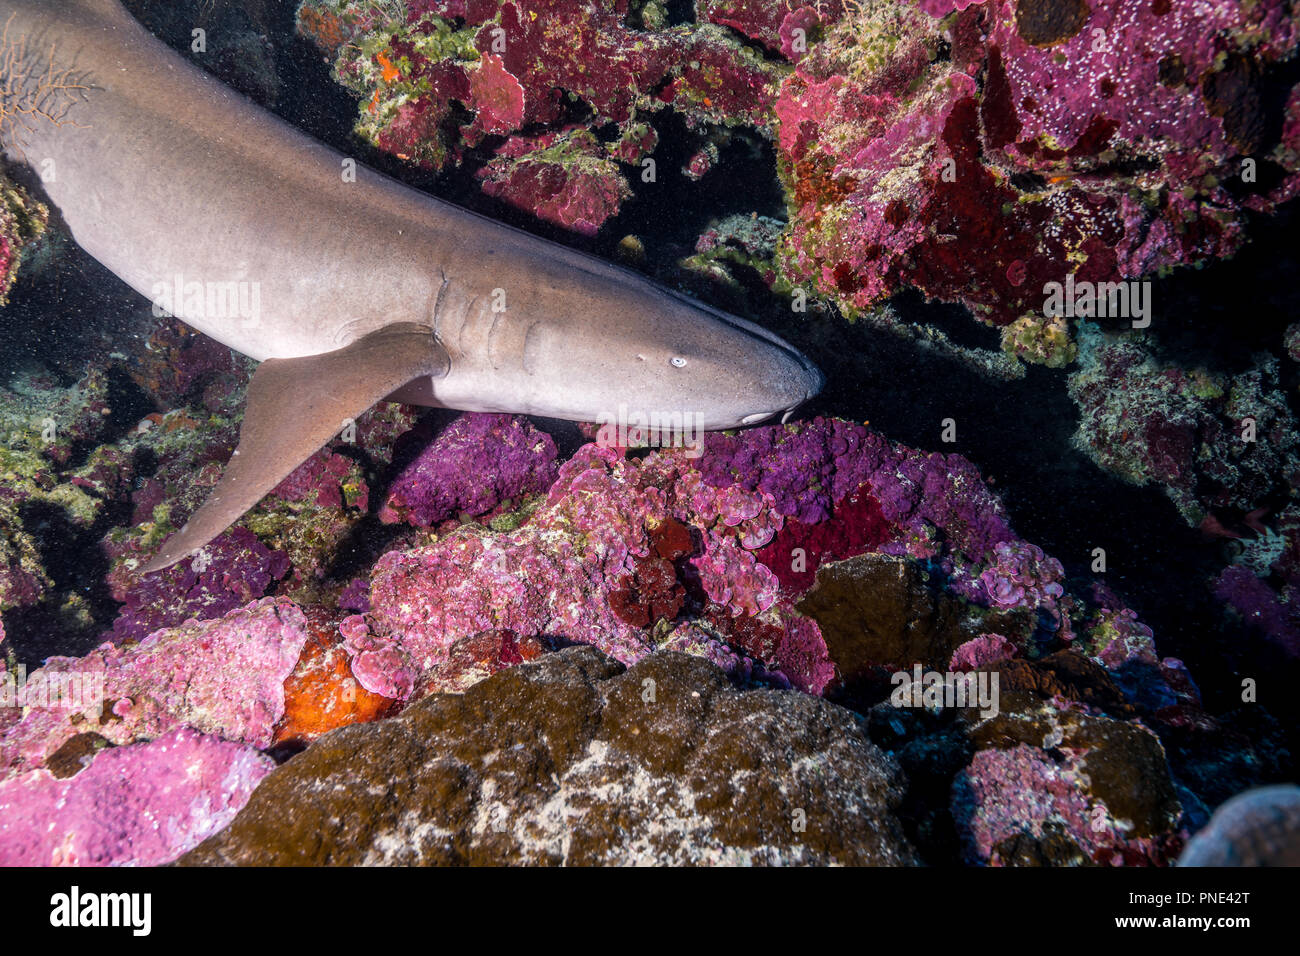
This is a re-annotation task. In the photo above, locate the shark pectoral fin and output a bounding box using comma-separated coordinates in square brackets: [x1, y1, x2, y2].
[138, 323, 449, 575]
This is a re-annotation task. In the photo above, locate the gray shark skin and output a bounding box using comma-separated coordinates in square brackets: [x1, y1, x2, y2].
[0, 0, 823, 572]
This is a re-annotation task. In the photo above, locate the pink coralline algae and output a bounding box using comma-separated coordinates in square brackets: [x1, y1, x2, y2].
[0, 728, 273, 866]
[693, 535, 780, 618]
[972, 541, 1060, 616]
[476, 129, 631, 236]
[300, 0, 780, 230]
[272, 447, 368, 512]
[713, 418, 1018, 568]
[1084, 599, 1159, 671]
[955, 744, 1102, 865]
[775, 0, 1300, 344]
[347, 444, 688, 691]
[2, 598, 309, 776]
[698, 0, 847, 56]
[465, 52, 525, 135]
[380, 413, 558, 527]
[949, 632, 1017, 671]
[340, 417, 1096, 698]
[340, 611, 420, 699]
[697, 423, 842, 525]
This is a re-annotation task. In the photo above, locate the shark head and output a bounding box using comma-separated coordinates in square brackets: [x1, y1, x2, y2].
[430, 266, 825, 432]
[599, 289, 825, 431]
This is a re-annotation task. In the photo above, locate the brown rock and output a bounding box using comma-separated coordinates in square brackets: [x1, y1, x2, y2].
[1014, 0, 1092, 48]
[992, 649, 1135, 717]
[180, 647, 918, 866]
[796, 554, 1031, 702]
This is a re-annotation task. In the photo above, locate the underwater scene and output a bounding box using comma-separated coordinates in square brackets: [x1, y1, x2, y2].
[0, 0, 1298, 884]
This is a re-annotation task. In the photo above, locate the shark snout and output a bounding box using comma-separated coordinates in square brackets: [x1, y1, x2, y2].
[741, 346, 824, 426]
[794, 353, 825, 407]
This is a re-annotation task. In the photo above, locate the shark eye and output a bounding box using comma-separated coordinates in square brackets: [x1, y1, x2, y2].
[670, 356, 687, 368]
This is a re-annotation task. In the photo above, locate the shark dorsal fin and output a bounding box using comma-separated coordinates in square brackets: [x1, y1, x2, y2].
[138, 323, 449, 574]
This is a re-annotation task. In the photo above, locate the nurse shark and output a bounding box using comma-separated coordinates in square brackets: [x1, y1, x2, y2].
[0, 0, 823, 572]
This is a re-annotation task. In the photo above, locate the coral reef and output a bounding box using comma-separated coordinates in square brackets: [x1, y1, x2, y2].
[0, 364, 160, 627]
[335, 416, 1078, 699]
[1068, 324, 1299, 526]
[0, 377, 1277, 867]
[774, 0, 1300, 356]
[379, 412, 557, 528]
[3, 346, 1227, 865]
[1064, 322, 1300, 669]
[952, 702, 1185, 866]
[1, 597, 309, 776]
[105, 528, 291, 643]
[2, 0, 1298, 869]
[296, 0, 781, 230]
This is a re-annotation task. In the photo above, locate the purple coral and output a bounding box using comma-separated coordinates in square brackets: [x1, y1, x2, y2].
[691, 535, 779, 617]
[950, 633, 1017, 671]
[107, 527, 289, 644]
[342, 417, 1100, 698]
[698, 424, 839, 524]
[700, 418, 1015, 562]
[971, 541, 1066, 612]
[380, 413, 558, 527]
[1214, 565, 1300, 659]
